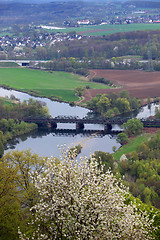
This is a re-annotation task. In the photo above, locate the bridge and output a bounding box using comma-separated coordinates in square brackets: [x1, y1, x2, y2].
[23, 115, 113, 130]
[0, 60, 49, 67]
[23, 115, 160, 130]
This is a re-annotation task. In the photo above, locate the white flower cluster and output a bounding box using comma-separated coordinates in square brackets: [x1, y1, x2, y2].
[19, 146, 155, 240]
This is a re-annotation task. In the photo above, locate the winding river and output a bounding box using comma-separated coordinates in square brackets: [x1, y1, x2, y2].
[0, 87, 158, 158]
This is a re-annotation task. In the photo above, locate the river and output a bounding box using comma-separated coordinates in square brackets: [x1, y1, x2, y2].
[0, 87, 158, 158]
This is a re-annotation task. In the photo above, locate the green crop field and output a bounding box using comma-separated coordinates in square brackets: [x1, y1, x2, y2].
[0, 62, 19, 67]
[0, 68, 110, 102]
[52, 23, 160, 36]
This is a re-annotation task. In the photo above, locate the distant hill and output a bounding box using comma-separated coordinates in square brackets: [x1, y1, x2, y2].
[126, 1, 160, 8]
[0, 0, 159, 27]
[1, 0, 160, 2]
[0, 1, 108, 26]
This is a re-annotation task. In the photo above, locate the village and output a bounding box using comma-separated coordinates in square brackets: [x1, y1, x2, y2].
[0, 29, 86, 59]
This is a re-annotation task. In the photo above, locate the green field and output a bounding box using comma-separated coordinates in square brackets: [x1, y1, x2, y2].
[0, 62, 19, 67]
[113, 134, 148, 160]
[52, 23, 160, 36]
[0, 68, 110, 102]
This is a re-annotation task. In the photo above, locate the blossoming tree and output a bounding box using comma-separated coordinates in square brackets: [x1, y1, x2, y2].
[19, 146, 155, 240]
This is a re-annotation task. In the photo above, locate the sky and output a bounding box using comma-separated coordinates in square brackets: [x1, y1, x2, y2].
[1, 0, 109, 2]
[0, 0, 157, 3]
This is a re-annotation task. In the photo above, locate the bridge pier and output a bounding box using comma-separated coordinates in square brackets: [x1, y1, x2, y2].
[104, 123, 112, 131]
[76, 122, 84, 130]
[51, 122, 57, 129]
[37, 122, 49, 128]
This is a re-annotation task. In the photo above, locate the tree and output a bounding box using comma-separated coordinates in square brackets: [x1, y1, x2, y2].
[19, 147, 155, 240]
[120, 90, 129, 99]
[122, 119, 143, 136]
[74, 86, 85, 97]
[94, 151, 114, 171]
[0, 141, 4, 158]
[0, 131, 5, 157]
[116, 98, 131, 113]
[0, 150, 47, 239]
[2, 150, 46, 209]
[96, 95, 110, 114]
[117, 132, 128, 145]
[0, 161, 21, 240]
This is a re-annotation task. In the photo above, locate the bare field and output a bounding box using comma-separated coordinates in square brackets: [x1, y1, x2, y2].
[84, 69, 160, 101]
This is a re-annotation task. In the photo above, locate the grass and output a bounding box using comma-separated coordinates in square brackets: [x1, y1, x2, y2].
[0, 68, 111, 102]
[51, 23, 160, 36]
[116, 55, 142, 60]
[113, 134, 148, 160]
[0, 62, 19, 67]
[0, 97, 17, 106]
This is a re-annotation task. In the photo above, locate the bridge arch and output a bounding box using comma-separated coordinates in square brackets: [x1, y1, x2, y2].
[76, 122, 84, 130]
[104, 123, 112, 131]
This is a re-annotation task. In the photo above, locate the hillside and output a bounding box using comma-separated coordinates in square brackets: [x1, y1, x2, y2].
[0, 1, 108, 26]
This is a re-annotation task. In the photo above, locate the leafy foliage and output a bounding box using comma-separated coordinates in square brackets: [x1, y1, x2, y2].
[117, 131, 160, 209]
[93, 151, 114, 171]
[74, 86, 86, 97]
[0, 97, 49, 120]
[122, 118, 143, 137]
[0, 161, 21, 240]
[117, 132, 128, 145]
[0, 150, 46, 239]
[90, 77, 113, 86]
[87, 91, 141, 117]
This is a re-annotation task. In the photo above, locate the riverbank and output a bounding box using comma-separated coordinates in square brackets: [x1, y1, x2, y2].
[0, 68, 110, 103]
[113, 127, 159, 160]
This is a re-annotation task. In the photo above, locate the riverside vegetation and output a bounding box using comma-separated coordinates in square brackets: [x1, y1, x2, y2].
[86, 90, 141, 117]
[0, 96, 49, 157]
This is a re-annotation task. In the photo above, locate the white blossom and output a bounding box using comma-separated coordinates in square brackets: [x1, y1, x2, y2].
[19, 146, 155, 239]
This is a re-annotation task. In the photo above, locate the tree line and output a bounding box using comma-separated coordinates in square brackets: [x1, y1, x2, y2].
[3, 30, 160, 72]
[86, 90, 141, 117]
[28, 30, 160, 61]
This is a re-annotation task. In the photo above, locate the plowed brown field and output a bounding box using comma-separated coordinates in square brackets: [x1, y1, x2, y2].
[84, 69, 160, 101]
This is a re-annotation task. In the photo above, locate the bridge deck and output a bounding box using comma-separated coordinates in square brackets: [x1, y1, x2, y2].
[23, 116, 160, 128]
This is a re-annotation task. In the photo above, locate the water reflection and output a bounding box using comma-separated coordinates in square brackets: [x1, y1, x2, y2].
[0, 87, 158, 157]
[5, 128, 120, 158]
[0, 87, 89, 118]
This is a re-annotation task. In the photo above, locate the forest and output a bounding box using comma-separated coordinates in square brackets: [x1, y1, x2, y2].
[33, 30, 160, 62]
[118, 130, 160, 209]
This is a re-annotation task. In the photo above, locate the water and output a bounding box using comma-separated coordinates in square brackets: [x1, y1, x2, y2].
[0, 87, 158, 158]
[0, 88, 120, 157]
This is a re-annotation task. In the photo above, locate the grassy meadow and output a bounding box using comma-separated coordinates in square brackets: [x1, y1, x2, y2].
[113, 134, 148, 160]
[0, 68, 110, 102]
[52, 23, 160, 36]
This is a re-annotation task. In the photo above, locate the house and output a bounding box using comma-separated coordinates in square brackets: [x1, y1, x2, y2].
[77, 20, 90, 25]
